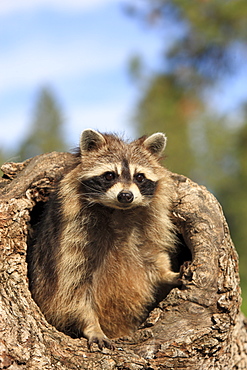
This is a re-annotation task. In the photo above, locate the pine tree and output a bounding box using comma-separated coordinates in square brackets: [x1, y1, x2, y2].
[18, 87, 67, 160]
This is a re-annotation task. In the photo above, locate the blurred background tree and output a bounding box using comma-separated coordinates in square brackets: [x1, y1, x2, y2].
[0, 87, 68, 176]
[126, 0, 247, 312]
[18, 87, 68, 161]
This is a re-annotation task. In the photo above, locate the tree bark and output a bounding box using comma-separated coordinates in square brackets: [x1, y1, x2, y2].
[0, 152, 246, 369]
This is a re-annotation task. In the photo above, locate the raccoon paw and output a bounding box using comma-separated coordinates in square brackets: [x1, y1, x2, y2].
[88, 335, 115, 351]
[164, 271, 182, 286]
[171, 272, 182, 287]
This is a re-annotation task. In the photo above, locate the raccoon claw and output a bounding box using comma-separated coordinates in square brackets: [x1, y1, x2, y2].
[179, 260, 192, 280]
[88, 336, 115, 351]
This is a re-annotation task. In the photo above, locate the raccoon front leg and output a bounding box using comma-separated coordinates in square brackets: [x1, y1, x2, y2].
[83, 316, 115, 351]
[156, 252, 181, 286]
[162, 270, 181, 285]
[79, 296, 115, 351]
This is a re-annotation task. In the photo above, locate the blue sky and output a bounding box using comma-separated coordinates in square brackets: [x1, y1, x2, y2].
[0, 0, 163, 154]
[1, 0, 247, 158]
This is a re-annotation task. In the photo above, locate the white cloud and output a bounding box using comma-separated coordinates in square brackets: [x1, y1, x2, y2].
[0, 37, 126, 95]
[0, 0, 160, 97]
[0, 0, 117, 16]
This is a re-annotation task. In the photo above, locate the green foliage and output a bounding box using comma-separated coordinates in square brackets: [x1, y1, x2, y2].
[136, 74, 199, 175]
[172, 0, 247, 41]
[189, 114, 238, 188]
[18, 87, 67, 161]
[217, 115, 247, 309]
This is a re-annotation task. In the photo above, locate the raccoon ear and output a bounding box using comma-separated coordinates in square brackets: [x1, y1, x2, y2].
[143, 132, 167, 156]
[80, 129, 106, 152]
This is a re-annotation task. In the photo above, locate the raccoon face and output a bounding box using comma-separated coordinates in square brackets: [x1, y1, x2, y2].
[78, 129, 167, 210]
[80, 164, 157, 210]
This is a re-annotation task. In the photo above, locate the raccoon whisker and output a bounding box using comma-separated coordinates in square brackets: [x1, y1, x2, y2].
[81, 186, 102, 194]
[80, 193, 104, 202]
[79, 196, 100, 209]
[80, 192, 101, 197]
[77, 180, 103, 195]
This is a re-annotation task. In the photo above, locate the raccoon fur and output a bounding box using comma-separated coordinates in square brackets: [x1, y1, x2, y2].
[28, 129, 180, 350]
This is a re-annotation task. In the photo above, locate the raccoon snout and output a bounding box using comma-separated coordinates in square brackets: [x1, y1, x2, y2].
[117, 190, 134, 204]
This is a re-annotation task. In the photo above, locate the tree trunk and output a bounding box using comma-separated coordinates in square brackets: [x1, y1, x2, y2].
[0, 152, 246, 370]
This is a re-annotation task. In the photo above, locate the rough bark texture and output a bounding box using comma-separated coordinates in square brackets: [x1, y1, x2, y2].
[0, 152, 247, 369]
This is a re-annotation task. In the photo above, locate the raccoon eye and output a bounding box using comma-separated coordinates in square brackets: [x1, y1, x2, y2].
[135, 173, 145, 183]
[104, 172, 116, 181]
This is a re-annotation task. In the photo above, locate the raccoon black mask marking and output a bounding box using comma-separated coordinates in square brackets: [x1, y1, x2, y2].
[81, 165, 157, 208]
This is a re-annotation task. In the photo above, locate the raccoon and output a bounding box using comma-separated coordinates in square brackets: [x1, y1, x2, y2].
[28, 129, 180, 350]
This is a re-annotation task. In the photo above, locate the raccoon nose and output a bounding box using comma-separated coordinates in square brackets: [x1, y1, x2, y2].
[117, 190, 134, 204]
